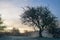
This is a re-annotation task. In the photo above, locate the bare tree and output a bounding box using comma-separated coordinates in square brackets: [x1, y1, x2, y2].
[21, 6, 58, 37]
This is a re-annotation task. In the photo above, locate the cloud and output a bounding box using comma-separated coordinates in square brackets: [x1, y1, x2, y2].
[0, 0, 39, 32]
[0, 1, 23, 28]
[0, 2, 23, 20]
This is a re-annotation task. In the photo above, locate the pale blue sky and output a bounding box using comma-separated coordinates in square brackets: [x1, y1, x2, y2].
[0, 0, 60, 20]
[0, 0, 60, 31]
[13, 0, 60, 19]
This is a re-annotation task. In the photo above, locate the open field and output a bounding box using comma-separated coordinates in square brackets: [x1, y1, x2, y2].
[0, 36, 60, 40]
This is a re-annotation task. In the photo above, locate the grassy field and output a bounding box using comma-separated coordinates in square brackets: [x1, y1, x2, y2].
[0, 36, 60, 40]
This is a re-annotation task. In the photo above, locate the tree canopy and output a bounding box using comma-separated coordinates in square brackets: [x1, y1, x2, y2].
[21, 6, 58, 37]
[0, 14, 6, 31]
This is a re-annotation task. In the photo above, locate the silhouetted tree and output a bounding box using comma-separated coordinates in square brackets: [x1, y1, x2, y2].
[21, 6, 58, 37]
[0, 14, 6, 31]
[11, 28, 20, 36]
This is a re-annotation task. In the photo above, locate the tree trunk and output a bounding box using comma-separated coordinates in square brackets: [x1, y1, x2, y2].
[39, 28, 42, 37]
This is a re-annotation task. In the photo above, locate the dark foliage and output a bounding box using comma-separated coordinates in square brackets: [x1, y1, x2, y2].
[21, 6, 58, 37]
[0, 14, 6, 30]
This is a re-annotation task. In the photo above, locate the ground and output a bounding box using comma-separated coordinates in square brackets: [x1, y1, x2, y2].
[0, 36, 60, 40]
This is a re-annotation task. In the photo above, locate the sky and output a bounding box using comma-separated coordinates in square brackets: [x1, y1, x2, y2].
[0, 0, 60, 32]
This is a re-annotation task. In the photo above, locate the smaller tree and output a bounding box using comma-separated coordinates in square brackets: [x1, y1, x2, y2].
[0, 14, 6, 31]
[11, 28, 20, 36]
